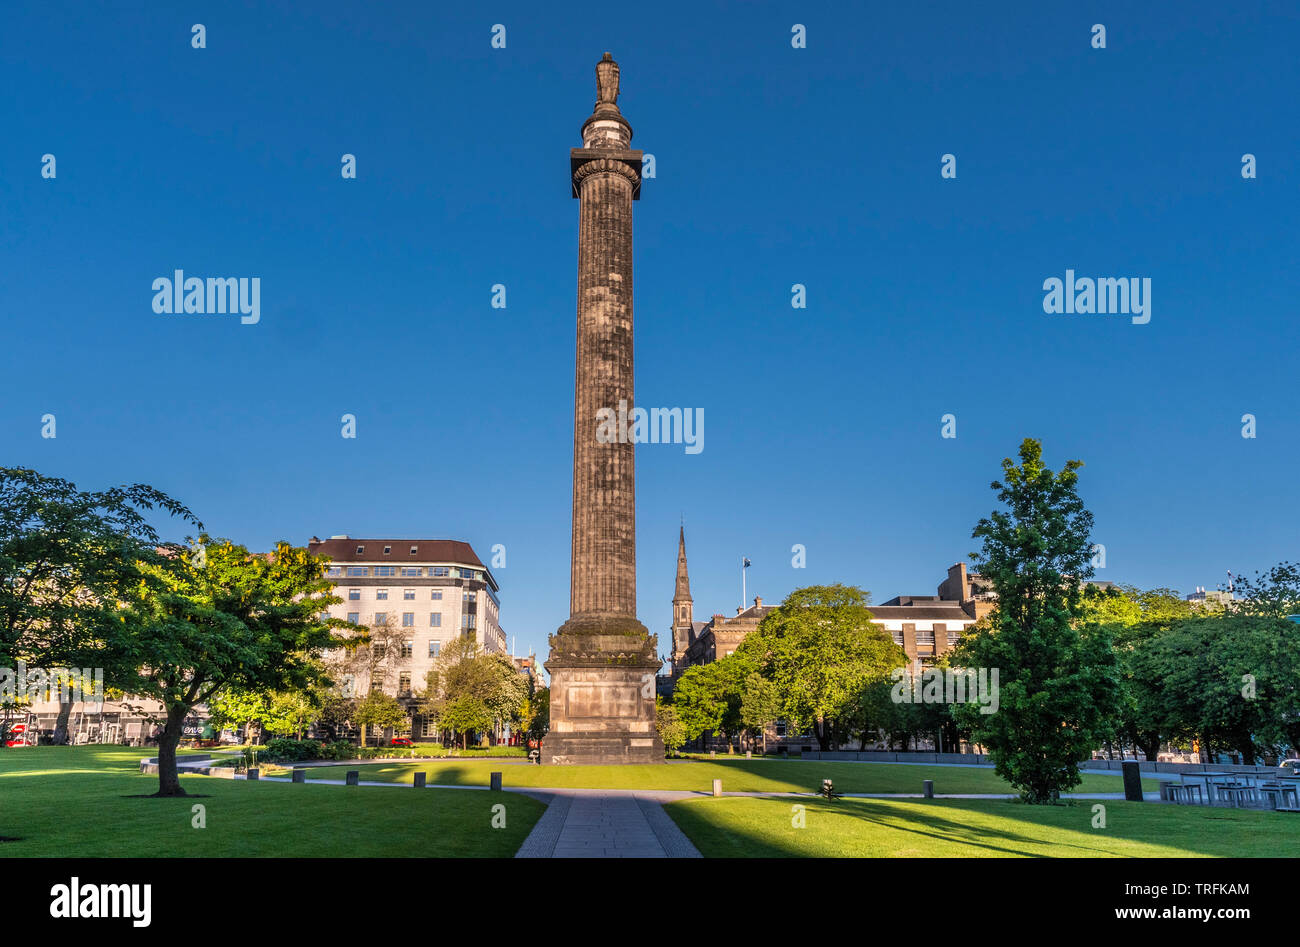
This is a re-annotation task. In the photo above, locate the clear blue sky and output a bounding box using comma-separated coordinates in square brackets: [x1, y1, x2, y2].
[3, 1, 1296, 663]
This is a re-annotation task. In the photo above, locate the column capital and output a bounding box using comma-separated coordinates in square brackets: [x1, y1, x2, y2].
[570, 149, 642, 199]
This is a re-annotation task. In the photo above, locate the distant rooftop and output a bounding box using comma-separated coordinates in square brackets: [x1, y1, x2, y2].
[307, 537, 484, 567]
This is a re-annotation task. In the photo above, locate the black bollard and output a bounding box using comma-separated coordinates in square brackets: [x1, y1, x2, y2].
[414, 772, 426, 788]
[292, 769, 305, 784]
[490, 771, 503, 791]
[345, 770, 359, 786]
[923, 779, 934, 799]
[1122, 761, 1144, 802]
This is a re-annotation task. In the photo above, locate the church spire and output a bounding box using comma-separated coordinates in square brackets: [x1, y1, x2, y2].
[670, 526, 695, 675]
[674, 525, 692, 603]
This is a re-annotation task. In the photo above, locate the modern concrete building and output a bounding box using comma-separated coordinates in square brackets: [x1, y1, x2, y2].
[309, 536, 506, 737]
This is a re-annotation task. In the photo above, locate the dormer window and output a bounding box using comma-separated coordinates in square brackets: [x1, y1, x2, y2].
[410, 545, 418, 555]
[356, 545, 365, 555]
[383, 545, 392, 555]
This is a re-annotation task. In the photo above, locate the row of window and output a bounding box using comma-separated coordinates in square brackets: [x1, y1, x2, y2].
[889, 630, 965, 646]
[370, 672, 413, 695]
[346, 611, 479, 632]
[370, 640, 443, 659]
[328, 565, 481, 579]
[349, 589, 448, 601]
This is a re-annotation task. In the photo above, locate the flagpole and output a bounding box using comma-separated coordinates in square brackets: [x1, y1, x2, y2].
[742, 557, 747, 613]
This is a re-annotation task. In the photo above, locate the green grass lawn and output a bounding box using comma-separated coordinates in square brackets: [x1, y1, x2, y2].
[296, 757, 1154, 795]
[0, 746, 544, 857]
[664, 795, 1297, 857]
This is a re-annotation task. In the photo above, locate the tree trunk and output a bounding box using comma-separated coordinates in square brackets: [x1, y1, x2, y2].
[52, 700, 74, 745]
[813, 718, 830, 751]
[155, 704, 189, 797]
[1135, 733, 1160, 762]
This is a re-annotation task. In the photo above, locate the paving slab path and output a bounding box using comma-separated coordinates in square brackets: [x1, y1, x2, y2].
[514, 789, 701, 859]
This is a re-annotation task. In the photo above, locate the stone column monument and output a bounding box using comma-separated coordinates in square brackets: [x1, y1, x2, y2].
[543, 54, 664, 765]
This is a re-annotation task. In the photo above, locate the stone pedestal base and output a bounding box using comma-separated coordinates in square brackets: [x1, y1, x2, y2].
[543, 621, 665, 765]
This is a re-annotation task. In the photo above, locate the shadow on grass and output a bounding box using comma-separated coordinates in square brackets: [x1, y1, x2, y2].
[664, 796, 1268, 858]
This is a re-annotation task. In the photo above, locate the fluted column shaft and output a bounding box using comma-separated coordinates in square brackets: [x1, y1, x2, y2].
[570, 166, 636, 619]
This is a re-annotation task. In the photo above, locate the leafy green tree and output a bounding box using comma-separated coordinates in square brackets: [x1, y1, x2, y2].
[264, 690, 317, 740]
[736, 585, 902, 750]
[109, 537, 345, 796]
[655, 697, 687, 756]
[207, 689, 271, 744]
[672, 658, 750, 750]
[0, 468, 199, 743]
[1230, 562, 1300, 619]
[1082, 584, 1196, 760]
[950, 438, 1122, 803]
[353, 690, 409, 746]
[739, 673, 780, 754]
[422, 637, 528, 745]
[523, 687, 550, 743]
[1130, 614, 1300, 764]
[438, 695, 494, 749]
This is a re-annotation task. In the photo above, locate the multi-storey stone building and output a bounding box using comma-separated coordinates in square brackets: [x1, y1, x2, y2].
[669, 537, 996, 675]
[309, 536, 506, 737]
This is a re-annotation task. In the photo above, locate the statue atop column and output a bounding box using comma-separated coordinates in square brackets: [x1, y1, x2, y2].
[596, 52, 619, 106]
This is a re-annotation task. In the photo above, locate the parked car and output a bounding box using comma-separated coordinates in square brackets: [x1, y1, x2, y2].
[1279, 759, 1300, 773]
[390, 737, 413, 747]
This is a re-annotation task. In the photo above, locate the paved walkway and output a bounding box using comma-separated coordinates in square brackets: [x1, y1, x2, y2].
[514, 789, 701, 858]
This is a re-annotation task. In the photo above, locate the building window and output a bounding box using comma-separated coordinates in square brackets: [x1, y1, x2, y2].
[383, 545, 392, 555]
[402, 613, 415, 628]
[948, 631, 962, 644]
[326, 566, 343, 576]
[410, 545, 419, 555]
[376, 589, 389, 600]
[400, 640, 413, 658]
[356, 545, 365, 554]
[429, 640, 441, 658]
[891, 631, 903, 645]
[461, 614, 476, 631]
[348, 589, 361, 601]
[431, 591, 443, 601]
[775, 719, 788, 737]
[347, 567, 368, 577]
[431, 567, 450, 577]
[422, 716, 438, 737]
[346, 612, 360, 624]
[374, 612, 387, 626]
[398, 673, 411, 695]
[917, 630, 935, 645]
[401, 568, 422, 577]
[430, 613, 442, 627]
[463, 591, 474, 604]
[373, 642, 386, 659]
[375, 567, 396, 577]
[370, 673, 384, 692]
[404, 589, 415, 600]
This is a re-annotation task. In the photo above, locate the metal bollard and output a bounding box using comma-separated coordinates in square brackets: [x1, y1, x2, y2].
[923, 779, 934, 799]
[490, 771, 503, 791]
[1122, 761, 1144, 802]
